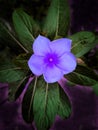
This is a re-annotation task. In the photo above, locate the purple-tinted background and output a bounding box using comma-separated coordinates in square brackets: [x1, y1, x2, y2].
[0, 83, 34, 130]
[0, 0, 98, 130]
[51, 78, 98, 130]
[1, 80, 98, 130]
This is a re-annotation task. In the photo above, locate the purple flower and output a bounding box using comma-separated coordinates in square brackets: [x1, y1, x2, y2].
[28, 35, 77, 83]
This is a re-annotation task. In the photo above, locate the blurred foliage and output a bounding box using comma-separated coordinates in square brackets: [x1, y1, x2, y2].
[0, 0, 50, 22]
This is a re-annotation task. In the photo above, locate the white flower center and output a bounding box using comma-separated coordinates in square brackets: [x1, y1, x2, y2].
[49, 58, 53, 62]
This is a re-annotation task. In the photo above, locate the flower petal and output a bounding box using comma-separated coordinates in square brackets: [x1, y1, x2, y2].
[50, 38, 72, 56]
[57, 52, 77, 74]
[28, 54, 44, 75]
[43, 65, 63, 83]
[33, 35, 51, 56]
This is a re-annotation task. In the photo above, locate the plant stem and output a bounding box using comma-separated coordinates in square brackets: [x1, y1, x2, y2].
[5, 26, 29, 53]
[44, 83, 49, 113]
[28, 76, 37, 120]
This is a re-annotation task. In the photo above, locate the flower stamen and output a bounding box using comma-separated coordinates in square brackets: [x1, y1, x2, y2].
[49, 58, 53, 62]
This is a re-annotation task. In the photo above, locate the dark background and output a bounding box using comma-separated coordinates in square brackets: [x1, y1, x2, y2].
[0, 0, 98, 32]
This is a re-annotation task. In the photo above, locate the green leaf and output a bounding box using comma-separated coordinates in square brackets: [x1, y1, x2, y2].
[69, 31, 96, 57]
[0, 63, 26, 83]
[0, 20, 26, 52]
[0, 48, 26, 83]
[13, 53, 31, 70]
[12, 8, 40, 52]
[92, 83, 98, 96]
[65, 65, 98, 86]
[0, 21, 15, 46]
[57, 87, 71, 118]
[33, 80, 59, 130]
[0, 47, 28, 100]
[9, 71, 31, 101]
[22, 76, 71, 130]
[22, 77, 37, 123]
[8, 76, 29, 101]
[42, 0, 70, 39]
[14, 76, 29, 100]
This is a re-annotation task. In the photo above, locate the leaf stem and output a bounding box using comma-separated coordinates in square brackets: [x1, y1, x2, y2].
[71, 39, 86, 49]
[0, 67, 22, 72]
[17, 76, 27, 89]
[44, 83, 49, 112]
[4, 26, 29, 53]
[55, 2, 59, 37]
[28, 76, 37, 120]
